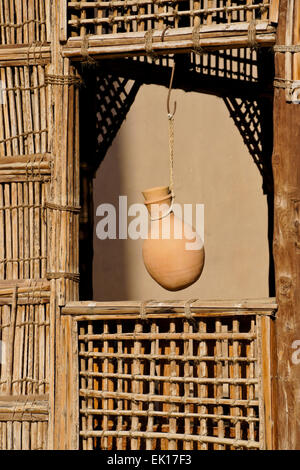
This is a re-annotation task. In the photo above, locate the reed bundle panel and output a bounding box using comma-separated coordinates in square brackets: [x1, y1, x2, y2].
[62, 301, 276, 450]
[0, 0, 51, 45]
[0, 282, 50, 449]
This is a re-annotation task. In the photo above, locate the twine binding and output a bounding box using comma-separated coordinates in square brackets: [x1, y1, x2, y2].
[45, 74, 83, 88]
[144, 29, 159, 62]
[81, 33, 95, 65]
[139, 300, 155, 320]
[46, 272, 80, 282]
[248, 20, 257, 49]
[45, 201, 81, 213]
[192, 24, 204, 55]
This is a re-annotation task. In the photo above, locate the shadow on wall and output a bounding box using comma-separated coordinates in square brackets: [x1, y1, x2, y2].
[93, 138, 129, 300]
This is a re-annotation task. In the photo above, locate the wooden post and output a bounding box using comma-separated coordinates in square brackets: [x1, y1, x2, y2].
[49, 0, 80, 450]
[273, 0, 300, 450]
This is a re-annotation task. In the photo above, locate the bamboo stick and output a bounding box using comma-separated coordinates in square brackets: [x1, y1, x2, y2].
[131, 322, 142, 450]
[27, 304, 34, 394]
[23, 0, 29, 44]
[231, 319, 241, 446]
[22, 304, 29, 394]
[6, 421, 12, 450]
[87, 321, 93, 450]
[41, 179, 47, 279]
[248, 318, 256, 443]
[215, 320, 225, 449]
[0, 74, 6, 158]
[79, 324, 87, 450]
[32, 66, 41, 156]
[247, 0, 253, 22]
[1, 305, 10, 394]
[23, 65, 35, 154]
[33, 305, 39, 395]
[4, 184, 12, 279]
[31, 421, 37, 449]
[34, 182, 40, 278]
[3, 0, 11, 45]
[7, 288, 17, 394]
[183, 320, 192, 450]
[198, 320, 208, 450]
[17, 304, 26, 396]
[6, 68, 19, 156]
[78, 332, 257, 341]
[11, 180, 19, 280]
[14, 67, 25, 155]
[16, 0, 23, 44]
[80, 407, 260, 422]
[62, 298, 277, 314]
[28, 0, 35, 44]
[12, 303, 21, 397]
[0, 2, 5, 44]
[1, 68, 12, 156]
[29, 181, 34, 277]
[116, 322, 123, 450]
[22, 182, 29, 278]
[79, 429, 261, 448]
[0, 186, 5, 279]
[46, 0, 51, 42]
[79, 350, 258, 362]
[40, 0, 46, 42]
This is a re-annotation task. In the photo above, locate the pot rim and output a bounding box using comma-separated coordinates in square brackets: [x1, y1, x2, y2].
[143, 193, 173, 205]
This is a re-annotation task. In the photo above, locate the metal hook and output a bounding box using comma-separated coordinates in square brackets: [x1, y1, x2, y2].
[167, 62, 177, 118]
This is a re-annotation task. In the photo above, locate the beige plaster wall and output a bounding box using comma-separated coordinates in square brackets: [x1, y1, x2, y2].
[93, 84, 269, 301]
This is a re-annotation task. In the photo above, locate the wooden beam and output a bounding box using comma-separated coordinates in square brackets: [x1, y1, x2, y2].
[62, 298, 277, 317]
[272, 0, 300, 450]
[63, 24, 276, 60]
[50, 0, 81, 451]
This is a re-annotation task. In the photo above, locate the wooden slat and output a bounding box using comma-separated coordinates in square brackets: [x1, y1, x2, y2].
[62, 298, 277, 316]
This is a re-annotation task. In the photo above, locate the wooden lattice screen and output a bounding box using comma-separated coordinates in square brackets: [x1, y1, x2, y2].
[61, 299, 277, 450]
[64, 1, 279, 59]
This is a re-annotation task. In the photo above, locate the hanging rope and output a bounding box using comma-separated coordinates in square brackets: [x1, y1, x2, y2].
[167, 63, 177, 199]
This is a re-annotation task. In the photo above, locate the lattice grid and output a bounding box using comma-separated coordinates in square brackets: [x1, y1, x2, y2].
[68, 1, 271, 37]
[78, 314, 265, 450]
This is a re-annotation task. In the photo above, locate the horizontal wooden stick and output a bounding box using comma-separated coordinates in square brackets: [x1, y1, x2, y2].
[0, 298, 50, 305]
[80, 388, 259, 407]
[80, 408, 260, 422]
[0, 413, 48, 422]
[65, 21, 274, 46]
[0, 175, 51, 183]
[62, 297, 277, 316]
[0, 154, 52, 166]
[0, 169, 51, 176]
[0, 279, 50, 290]
[78, 332, 256, 341]
[79, 370, 258, 385]
[63, 22, 276, 59]
[0, 44, 51, 66]
[79, 429, 260, 448]
[68, 0, 270, 11]
[0, 394, 48, 403]
[78, 351, 257, 362]
[68, 7, 271, 26]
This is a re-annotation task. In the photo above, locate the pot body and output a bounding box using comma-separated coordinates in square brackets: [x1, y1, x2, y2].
[142, 186, 205, 291]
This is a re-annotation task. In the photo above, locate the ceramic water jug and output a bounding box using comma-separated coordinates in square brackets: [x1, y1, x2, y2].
[142, 186, 205, 291]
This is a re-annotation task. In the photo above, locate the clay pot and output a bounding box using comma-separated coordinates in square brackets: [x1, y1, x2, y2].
[142, 186, 205, 291]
